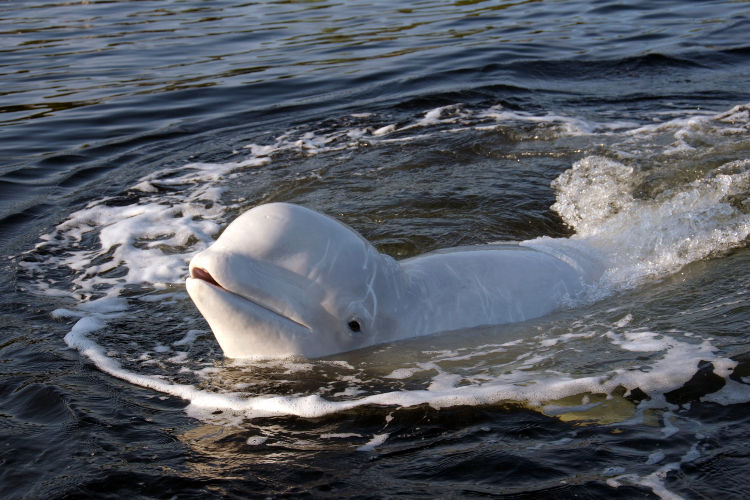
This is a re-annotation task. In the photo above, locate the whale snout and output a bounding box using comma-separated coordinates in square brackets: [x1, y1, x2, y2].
[185, 276, 315, 358]
[186, 243, 345, 358]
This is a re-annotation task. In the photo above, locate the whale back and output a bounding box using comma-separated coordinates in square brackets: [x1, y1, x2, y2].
[399, 242, 600, 336]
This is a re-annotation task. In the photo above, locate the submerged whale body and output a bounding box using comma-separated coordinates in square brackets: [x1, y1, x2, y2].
[186, 202, 603, 358]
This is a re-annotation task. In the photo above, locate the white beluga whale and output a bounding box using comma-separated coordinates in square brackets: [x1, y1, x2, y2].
[186, 202, 604, 359]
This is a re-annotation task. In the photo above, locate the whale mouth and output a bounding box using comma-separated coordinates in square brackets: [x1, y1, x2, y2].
[190, 267, 222, 288]
[188, 266, 312, 334]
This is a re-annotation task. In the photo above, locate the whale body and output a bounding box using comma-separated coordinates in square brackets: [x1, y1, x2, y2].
[186, 202, 603, 358]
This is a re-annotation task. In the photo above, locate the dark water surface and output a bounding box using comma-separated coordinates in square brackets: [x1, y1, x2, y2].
[2, 1, 750, 498]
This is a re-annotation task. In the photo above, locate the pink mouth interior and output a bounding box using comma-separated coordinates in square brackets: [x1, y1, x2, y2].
[191, 267, 222, 288]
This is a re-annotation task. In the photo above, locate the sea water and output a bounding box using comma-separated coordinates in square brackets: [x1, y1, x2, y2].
[2, 1, 750, 498]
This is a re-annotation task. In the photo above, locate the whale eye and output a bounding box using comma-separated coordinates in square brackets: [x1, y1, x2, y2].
[347, 320, 361, 333]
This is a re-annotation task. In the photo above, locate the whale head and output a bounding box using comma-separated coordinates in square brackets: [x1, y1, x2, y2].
[186, 203, 403, 358]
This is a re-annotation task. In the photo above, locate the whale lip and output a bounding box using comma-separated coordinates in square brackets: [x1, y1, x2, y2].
[190, 267, 222, 288]
[187, 267, 312, 333]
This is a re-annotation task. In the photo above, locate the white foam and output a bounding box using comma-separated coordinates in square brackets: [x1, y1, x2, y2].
[607, 330, 668, 352]
[372, 124, 396, 136]
[167, 352, 189, 364]
[702, 379, 750, 406]
[172, 329, 202, 347]
[356, 433, 389, 451]
[169, 333, 736, 420]
[56, 305, 747, 428]
[552, 155, 750, 290]
[321, 433, 363, 439]
[246, 436, 268, 446]
[478, 105, 597, 135]
[51, 308, 86, 319]
[384, 367, 422, 379]
[333, 386, 365, 398]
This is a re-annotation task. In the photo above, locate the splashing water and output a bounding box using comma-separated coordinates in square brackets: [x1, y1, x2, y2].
[552, 155, 750, 289]
[15, 104, 750, 432]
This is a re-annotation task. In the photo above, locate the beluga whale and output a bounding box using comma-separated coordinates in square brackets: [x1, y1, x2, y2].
[186, 202, 604, 359]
